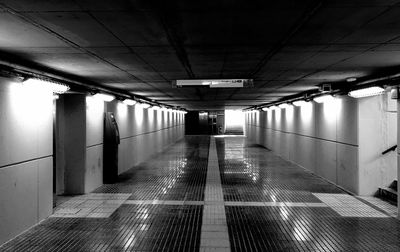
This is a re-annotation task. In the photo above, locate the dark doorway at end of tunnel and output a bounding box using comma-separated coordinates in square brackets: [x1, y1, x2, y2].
[103, 112, 120, 184]
[185, 111, 225, 135]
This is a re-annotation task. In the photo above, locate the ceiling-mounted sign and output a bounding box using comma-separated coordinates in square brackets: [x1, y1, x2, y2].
[173, 79, 253, 88]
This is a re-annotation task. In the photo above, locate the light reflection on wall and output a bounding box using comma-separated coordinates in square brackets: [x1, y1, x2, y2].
[300, 101, 313, 123]
[86, 96, 104, 114]
[117, 102, 128, 119]
[285, 105, 294, 123]
[322, 97, 341, 124]
[156, 110, 162, 129]
[274, 109, 281, 128]
[10, 81, 52, 126]
[146, 108, 154, 128]
[134, 104, 144, 125]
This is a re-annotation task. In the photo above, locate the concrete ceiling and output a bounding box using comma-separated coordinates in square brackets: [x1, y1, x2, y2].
[1, 0, 400, 110]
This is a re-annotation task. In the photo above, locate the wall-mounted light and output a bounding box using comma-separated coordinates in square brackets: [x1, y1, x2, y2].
[278, 103, 290, 109]
[314, 94, 334, 103]
[123, 99, 136, 106]
[292, 100, 308, 107]
[23, 78, 70, 94]
[261, 107, 269, 111]
[348, 86, 385, 98]
[52, 94, 60, 100]
[346, 77, 357, 82]
[92, 93, 115, 102]
[138, 102, 151, 109]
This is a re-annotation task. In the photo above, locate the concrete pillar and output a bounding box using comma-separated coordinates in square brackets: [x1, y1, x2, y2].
[57, 94, 104, 194]
[58, 94, 87, 194]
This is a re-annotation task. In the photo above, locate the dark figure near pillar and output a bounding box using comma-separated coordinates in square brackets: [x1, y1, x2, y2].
[103, 112, 120, 183]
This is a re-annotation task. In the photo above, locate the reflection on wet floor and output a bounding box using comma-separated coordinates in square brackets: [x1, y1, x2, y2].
[1, 136, 400, 252]
[216, 137, 400, 252]
[94, 136, 209, 201]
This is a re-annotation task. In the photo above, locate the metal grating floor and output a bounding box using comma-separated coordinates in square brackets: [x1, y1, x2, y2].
[1, 136, 400, 252]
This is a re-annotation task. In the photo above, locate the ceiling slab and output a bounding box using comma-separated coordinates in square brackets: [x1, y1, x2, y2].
[1, 0, 400, 110]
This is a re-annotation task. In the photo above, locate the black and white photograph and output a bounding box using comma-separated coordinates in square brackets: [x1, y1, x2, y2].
[0, 0, 399, 251]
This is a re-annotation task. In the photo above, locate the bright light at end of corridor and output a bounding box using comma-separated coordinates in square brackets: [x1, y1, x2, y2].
[225, 110, 245, 132]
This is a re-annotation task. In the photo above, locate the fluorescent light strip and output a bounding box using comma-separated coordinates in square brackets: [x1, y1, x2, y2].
[92, 93, 115, 102]
[23, 78, 70, 94]
[139, 103, 151, 109]
[123, 99, 136, 106]
[292, 100, 308, 107]
[314, 94, 334, 103]
[278, 103, 290, 109]
[348, 86, 385, 98]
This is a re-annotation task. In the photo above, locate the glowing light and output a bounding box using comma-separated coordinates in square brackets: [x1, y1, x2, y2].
[348, 86, 385, 98]
[285, 104, 294, 122]
[278, 103, 290, 109]
[261, 107, 269, 111]
[293, 100, 308, 107]
[225, 110, 245, 133]
[139, 103, 151, 109]
[323, 97, 341, 123]
[346, 77, 357, 82]
[269, 105, 278, 110]
[117, 102, 128, 116]
[134, 103, 144, 124]
[123, 99, 136, 106]
[300, 101, 313, 123]
[314, 94, 334, 103]
[10, 82, 52, 127]
[151, 105, 161, 110]
[52, 94, 60, 100]
[23, 78, 69, 94]
[92, 93, 115, 102]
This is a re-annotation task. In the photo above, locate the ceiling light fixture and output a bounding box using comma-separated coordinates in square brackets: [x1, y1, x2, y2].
[23, 78, 70, 94]
[139, 103, 151, 109]
[92, 93, 115, 102]
[292, 100, 308, 107]
[123, 99, 136, 106]
[278, 103, 290, 109]
[346, 77, 357, 82]
[314, 94, 334, 103]
[348, 86, 385, 98]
